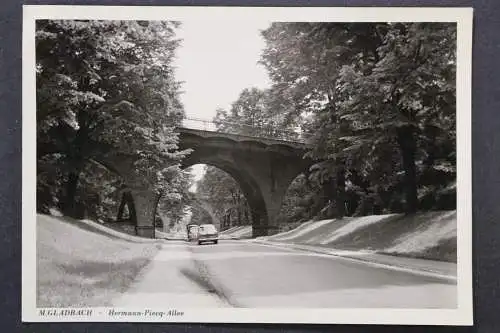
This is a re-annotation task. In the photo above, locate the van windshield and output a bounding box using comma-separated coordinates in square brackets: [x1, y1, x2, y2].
[187, 225, 198, 232]
[199, 224, 217, 234]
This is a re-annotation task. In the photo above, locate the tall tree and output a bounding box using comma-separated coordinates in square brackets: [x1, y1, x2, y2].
[335, 23, 456, 213]
[260, 22, 456, 218]
[36, 20, 190, 219]
[157, 166, 194, 229]
[261, 23, 383, 218]
[214, 87, 300, 141]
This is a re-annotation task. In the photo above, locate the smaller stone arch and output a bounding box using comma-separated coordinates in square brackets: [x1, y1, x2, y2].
[91, 153, 161, 237]
[116, 191, 137, 224]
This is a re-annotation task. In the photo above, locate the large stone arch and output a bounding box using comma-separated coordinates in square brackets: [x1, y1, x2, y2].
[182, 154, 270, 237]
[179, 132, 314, 237]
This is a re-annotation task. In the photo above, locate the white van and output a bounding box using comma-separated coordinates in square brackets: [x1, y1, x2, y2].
[197, 224, 219, 245]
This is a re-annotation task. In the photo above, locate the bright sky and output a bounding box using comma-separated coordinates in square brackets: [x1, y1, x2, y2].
[174, 20, 272, 120]
[174, 20, 273, 188]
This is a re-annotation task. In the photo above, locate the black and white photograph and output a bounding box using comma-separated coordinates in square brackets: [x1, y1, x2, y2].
[22, 6, 473, 325]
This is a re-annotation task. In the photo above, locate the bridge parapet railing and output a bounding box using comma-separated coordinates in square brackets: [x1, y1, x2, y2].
[180, 117, 312, 144]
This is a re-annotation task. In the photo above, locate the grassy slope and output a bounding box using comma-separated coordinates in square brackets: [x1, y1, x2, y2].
[264, 211, 457, 262]
[37, 214, 161, 307]
[219, 226, 252, 239]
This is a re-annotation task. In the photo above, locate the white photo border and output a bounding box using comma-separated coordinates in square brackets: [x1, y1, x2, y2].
[22, 5, 474, 325]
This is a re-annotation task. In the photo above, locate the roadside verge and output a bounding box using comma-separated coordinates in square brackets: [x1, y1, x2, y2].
[37, 214, 161, 307]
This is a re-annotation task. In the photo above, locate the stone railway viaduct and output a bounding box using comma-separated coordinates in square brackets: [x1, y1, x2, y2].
[110, 126, 313, 238]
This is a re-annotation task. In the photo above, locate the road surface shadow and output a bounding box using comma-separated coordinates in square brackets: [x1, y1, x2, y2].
[178, 248, 240, 308]
[179, 265, 238, 307]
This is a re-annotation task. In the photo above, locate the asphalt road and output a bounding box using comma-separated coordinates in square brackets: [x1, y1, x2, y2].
[114, 240, 457, 309]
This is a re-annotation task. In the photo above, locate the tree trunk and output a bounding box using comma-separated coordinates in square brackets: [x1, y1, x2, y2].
[116, 193, 127, 222]
[244, 202, 250, 225]
[124, 191, 137, 225]
[224, 212, 230, 229]
[62, 171, 80, 218]
[336, 164, 346, 219]
[236, 193, 242, 226]
[237, 207, 242, 226]
[397, 125, 418, 214]
[62, 115, 90, 218]
[152, 192, 163, 238]
[322, 178, 335, 209]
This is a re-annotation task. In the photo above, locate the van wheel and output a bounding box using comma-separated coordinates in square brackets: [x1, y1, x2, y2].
[198, 241, 202, 245]
[213, 240, 218, 244]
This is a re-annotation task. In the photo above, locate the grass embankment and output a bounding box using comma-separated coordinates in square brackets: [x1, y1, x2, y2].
[37, 214, 161, 307]
[263, 211, 457, 263]
[219, 226, 252, 239]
